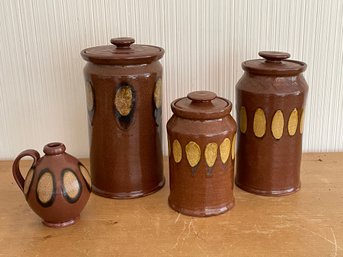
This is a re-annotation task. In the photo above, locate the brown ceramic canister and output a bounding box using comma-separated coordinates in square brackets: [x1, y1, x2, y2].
[167, 91, 237, 217]
[235, 51, 308, 196]
[12, 143, 91, 227]
[81, 37, 165, 198]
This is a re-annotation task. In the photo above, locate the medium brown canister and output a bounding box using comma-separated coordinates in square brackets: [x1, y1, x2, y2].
[235, 51, 308, 196]
[81, 37, 165, 198]
[167, 91, 237, 216]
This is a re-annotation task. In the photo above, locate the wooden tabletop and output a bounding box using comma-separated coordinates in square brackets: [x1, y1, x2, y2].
[0, 153, 342, 257]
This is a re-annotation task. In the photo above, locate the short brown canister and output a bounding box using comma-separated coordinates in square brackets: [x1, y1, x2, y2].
[235, 51, 309, 196]
[81, 37, 165, 198]
[167, 91, 237, 216]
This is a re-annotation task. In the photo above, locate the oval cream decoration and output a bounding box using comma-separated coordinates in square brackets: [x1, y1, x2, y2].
[253, 108, 266, 138]
[239, 106, 247, 134]
[80, 165, 91, 188]
[271, 110, 284, 139]
[114, 86, 133, 116]
[24, 168, 34, 195]
[185, 141, 201, 167]
[205, 143, 218, 167]
[85, 82, 94, 112]
[231, 133, 236, 160]
[154, 79, 162, 109]
[63, 170, 81, 200]
[37, 171, 54, 204]
[219, 138, 231, 164]
[300, 109, 305, 134]
[172, 139, 182, 163]
[288, 108, 298, 136]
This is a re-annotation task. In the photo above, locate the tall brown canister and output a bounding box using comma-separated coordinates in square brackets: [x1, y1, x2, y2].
[167, 91, 237, 216]
[235, 51, 308, 196]
[81, 37, 165, 198]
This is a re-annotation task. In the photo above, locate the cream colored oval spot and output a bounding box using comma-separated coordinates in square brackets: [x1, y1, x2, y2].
[231, 133, 236, 160]
[240, 106, 247, 134]
[205, 143, 218, 167]
[63, 170, 80, 200]
[154, 79, 162, 109]
[85, 81, 94, 112]
[185, 141, 201, 167]
[80, 165, 91, 188]
[253, 108, 266, 138]
[24, 168, 34, 195]
[219, 138, 231, 164]
[114, 86, 133, 116]
[172, 139, 182, 163]
[288, 108, 298, 136]
[300, 109, 305, 134]
[37, 172, 54, 204]
[271, 110, 284, 139]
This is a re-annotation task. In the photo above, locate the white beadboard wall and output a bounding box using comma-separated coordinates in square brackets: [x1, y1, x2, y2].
[0, 0, 342, 159]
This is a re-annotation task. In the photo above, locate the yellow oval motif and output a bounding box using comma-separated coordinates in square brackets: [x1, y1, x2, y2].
[114, 86, 133, 116]
[288, 108, 298, 136]
[231, 133, 236, 160]
[24, 168, 34, 195]
[37, 172, 54, 204]
[300, 109, 305, 134]
[154, 79, 162, 109]
[239, 106, 247, 134]
[271, 110, 284, 139]
[172, 139, 182, 163]
[185, 141, 201, 167]
[80, 165, 91, 188]
[63, 170, 81, 200]
[205, 143, 218, 167]
[253, 108, 267, 138]
[85, 81, 94, 112]
[219, 138, 231, 164]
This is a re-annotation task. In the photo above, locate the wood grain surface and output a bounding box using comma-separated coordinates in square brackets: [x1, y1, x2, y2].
[0, 153, 342, 257]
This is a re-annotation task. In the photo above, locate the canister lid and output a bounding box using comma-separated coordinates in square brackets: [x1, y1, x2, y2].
[171, 91, 232, 120]
[81, 37, 164, 65]
[242, 51, 307, 76]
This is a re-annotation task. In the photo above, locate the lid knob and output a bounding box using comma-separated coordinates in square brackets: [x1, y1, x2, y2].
[187, 91, 217, 103]
[110, 37, 135, 49]
[259, 51, 290, 63]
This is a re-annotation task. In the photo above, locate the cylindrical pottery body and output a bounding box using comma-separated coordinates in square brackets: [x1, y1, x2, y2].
[81, 37, 165, 198]
[167, 91, 237, 217]
[235, 51, 309, 196]
[12, 143, 91, 227]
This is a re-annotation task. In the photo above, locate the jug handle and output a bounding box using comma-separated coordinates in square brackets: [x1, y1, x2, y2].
[12, 150, 40, 192]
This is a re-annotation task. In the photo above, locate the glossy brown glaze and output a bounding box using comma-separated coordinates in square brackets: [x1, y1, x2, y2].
[12, 143, 91, 227]
[167, 91, 237, 217]
[235, 51, 309, 196]
[81, 37, 165, 198]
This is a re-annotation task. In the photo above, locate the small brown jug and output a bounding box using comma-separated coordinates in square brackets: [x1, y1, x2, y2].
[12, 142, 91, 227]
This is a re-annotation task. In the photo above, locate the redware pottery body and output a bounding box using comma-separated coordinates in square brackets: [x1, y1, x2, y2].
[167, 91, 237, 217]
[235, 51, 309, 196]
[12, 143, 91, 227]
[81, 37, 165, 198]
